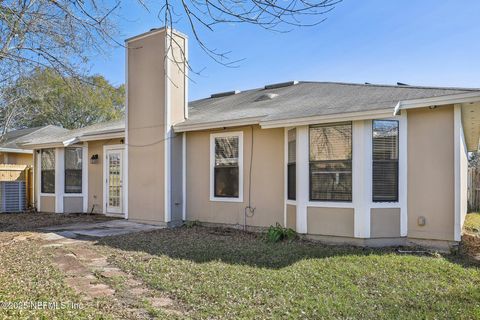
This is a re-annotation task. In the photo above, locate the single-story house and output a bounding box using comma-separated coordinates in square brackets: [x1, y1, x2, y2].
[19, 28, 480, 249]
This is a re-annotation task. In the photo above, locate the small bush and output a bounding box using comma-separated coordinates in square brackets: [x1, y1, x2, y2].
[266, 223, 297, 243]
[185, 220, 200, 228]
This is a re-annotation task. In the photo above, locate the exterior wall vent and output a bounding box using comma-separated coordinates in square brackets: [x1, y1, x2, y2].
[210, 90, 241, 98]
[264, 81, 299, 90]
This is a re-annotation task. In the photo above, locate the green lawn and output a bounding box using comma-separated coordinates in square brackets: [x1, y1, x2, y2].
[97, 226, 480, 320]
[465, 213, 480, 234]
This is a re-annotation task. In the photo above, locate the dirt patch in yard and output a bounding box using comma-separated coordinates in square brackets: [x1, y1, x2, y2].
[0, 212, 116, 232]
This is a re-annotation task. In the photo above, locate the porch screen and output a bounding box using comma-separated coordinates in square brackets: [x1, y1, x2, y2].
[214, 136, 239, 198]
[65, 147, 83, 193]
[41, 149, 55, 193]
[309, 123, 352, 201]
[372, 120, 399, 202]
[287, 129, 296, 200]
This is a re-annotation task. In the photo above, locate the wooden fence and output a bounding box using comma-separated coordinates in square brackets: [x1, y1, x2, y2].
[0, 164, 33, 211]
[468, 167, 480, 212]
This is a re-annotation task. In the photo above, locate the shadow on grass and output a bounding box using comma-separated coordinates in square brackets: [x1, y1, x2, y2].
[95, 225, 479, 270]
[0, 212, 118, 232]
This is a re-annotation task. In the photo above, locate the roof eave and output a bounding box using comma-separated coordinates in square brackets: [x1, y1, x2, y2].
[78, 131, 125, 142]
[260, 109, 394, 129]
[0, 147, 33, 154]
[174, 117, 263, 132]
[394, 92, 480, 115]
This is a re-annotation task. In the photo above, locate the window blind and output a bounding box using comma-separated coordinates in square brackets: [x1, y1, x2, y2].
[309, 123, 352, 201]
[65, 147, 83, 193]
[372, 120, 399, 202]
[41, 149, 55, 194]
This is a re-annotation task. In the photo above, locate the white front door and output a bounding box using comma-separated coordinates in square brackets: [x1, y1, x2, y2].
[105, 149, 123, 215]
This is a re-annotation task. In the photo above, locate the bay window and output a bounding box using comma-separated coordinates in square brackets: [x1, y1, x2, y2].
[287, 129, 296, 200]
[309, 123, 352, 202]
[41, 149, 55, 193]
[372, 120, 399, 202]
[65, 147, 83, 193]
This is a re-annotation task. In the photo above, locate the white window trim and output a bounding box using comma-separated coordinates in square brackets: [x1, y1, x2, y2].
[209, 131, 244, 203]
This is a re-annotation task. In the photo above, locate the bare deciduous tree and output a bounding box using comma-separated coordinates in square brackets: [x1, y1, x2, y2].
[0, 0, 340, 132]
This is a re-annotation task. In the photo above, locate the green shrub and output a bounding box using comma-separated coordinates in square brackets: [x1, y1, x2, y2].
[266, 223, 297, 243]
[185, 220, 200, 228]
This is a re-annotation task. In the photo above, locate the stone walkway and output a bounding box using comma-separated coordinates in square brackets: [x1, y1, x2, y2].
[13, 220, 185, 319]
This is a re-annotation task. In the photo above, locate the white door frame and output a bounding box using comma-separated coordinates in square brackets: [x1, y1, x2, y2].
[103, 144, 125, 216]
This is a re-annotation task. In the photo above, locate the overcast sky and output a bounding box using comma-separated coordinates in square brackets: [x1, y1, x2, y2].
[91, 0, 480, 100]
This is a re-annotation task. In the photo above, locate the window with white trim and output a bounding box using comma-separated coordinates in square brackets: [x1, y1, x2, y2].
[309, 122, 352, 202]
[372, 120, 399, 202]
[211, 132, 243, 200]
[41, 149, 55, 194]
[287, 128, 296, 200]
[65, 147, 83, 193]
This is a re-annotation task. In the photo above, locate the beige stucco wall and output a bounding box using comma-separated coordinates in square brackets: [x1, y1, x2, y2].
[87, 139, 123, 214]
[307, 207, 354, 237]
[40, 195, 55, 213]
[127, 31, 166, 223]
[407, 105, 455, 241]
[370, 208, 401, 238]
[64, 196, 83, 213]
[186, 125, 285, 227]
[286, 204, 296, 230]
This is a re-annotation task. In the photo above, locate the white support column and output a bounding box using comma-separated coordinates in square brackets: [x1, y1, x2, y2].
[453, 104, 465, 242]
[399, 111, 408, 236]
[164, 34, 172, 224]
[296, 125, 309, 234]
[353, 120, 371, 238]
[82, 143, 89, 213]
[36, 151, 41, 211]
[55, 147, 64, 213]
[182, 132, 187, 221]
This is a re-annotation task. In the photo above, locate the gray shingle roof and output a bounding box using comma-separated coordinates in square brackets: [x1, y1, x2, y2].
[175, 81, 479, 130]
[0, 126, 69, 150]
[20, 120, 124, 147]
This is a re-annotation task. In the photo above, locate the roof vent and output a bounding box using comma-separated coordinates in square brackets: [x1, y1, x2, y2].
[210, 90, 240, 99]
[255, 93, 278, 102]
[264, 81, 299, 90]
[397, 82, 409, 86]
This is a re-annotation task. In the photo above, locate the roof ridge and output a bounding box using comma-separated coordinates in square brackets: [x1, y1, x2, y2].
[297, 81, 480, 91]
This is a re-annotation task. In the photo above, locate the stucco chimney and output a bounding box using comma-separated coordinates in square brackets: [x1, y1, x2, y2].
[125, 28, 188, 225]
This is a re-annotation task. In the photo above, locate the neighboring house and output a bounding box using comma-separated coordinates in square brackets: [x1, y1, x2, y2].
[19, 28, 480, 249]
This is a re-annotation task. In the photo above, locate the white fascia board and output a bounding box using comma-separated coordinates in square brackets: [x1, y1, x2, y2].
[174, 117, 263, 133]
[78, 131, 125, 142]
[63, 137, 79, 146]
[394, 92, 480, 115]
[260, 109, 394, 129]
[21, 142, 65, 149]
[0, 148, 33, 154]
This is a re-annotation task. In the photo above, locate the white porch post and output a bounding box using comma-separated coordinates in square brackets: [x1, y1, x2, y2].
[296, 125, 309, 234]
[399, 111, 408, 237]
[55, 147, 64, 213]
[82, 143, 89, 213]
[353, 120, 371, 238]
